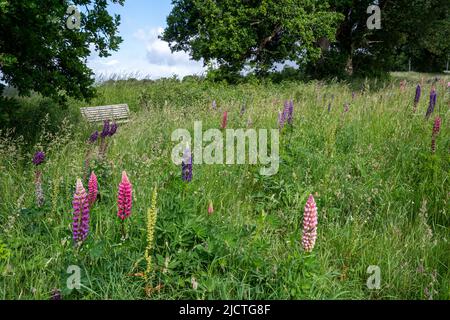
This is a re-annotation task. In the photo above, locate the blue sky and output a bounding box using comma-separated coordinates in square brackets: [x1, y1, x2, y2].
[87, 0, 205, 80]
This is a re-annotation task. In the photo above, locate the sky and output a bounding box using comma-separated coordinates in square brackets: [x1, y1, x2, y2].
[87, 0, 205, 80]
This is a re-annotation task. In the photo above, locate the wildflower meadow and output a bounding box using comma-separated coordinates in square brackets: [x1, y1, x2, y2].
[0, 73, 449, 300]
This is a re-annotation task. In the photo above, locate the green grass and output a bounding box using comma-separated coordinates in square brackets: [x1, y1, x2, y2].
[0, 73, 449, 300]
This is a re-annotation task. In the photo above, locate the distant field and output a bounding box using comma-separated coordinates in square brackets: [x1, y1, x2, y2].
[0, 73, 449, 299]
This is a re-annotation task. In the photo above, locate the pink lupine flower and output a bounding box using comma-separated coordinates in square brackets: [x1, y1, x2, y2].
[432, 116, 441, 136]
[72, 179, 90, 244]
[221, 111, 228, 129]
[302, 194, 318, 252]
[431, 116, 441, 154]
[117, 171, 132, 221]
[208, 201, 214, 215]
[88, 171, 98, 207]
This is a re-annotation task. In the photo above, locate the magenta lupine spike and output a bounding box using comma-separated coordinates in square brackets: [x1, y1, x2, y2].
[72, 179, 90, 244]
[221, 111, 228, 129]
[302, 194, 318, 252]
[432, 116, 441, 136]
[88, 171, 98, 207]
[117, 171, 132, 221]
[431, 116, 442, 154]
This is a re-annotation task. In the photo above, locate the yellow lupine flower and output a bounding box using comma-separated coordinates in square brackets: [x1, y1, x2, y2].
[144, 186, 158, 281]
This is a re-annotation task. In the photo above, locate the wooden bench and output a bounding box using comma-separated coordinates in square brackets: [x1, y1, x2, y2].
[80, 104, 130, 123]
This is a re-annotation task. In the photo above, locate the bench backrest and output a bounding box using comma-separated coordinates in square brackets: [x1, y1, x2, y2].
[80, 104, 130, 123]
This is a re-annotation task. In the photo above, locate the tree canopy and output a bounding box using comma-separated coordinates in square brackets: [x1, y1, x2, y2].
[0, 0, 124, 101]
[162, 0, 344, 78]
[163, 0, 450, 79]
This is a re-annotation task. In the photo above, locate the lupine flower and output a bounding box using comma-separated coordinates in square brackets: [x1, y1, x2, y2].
[431, 116, 442, 154]
[145, 186, 158, 281]
[413, 84, 421, 113]
[279, 101, 291, 130]
[101, 120, 111, 138]
[287, 100, 294, 125]
[221, 111, 228, 129]
[302, 194, 318, 252]
[50, 289, 62, 301]
[117, 171, 133, 221]
[88, 131, 99, 144]
[32, 151, 45, 166]
[208, 201, 214, 215]
[432, 117, 441, 136]
[72, 179, 90, 244]
[88, 172, 98, 207]
[108, 122, 118, 137]
[182, 147, 193, 182]
[425, 88, 437, 119]
[414, 84, 422, 104]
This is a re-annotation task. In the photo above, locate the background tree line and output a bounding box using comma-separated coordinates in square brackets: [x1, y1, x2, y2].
[0, 0, 449, 103]
[162, 0, 450, 81]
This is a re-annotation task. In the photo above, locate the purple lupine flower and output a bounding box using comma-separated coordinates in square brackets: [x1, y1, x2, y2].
[88, 131, 99, 143]
[108, 122, 118, 136]
[425, 88, 437, 119]
[101, 120, 111, 138]
[32, 151, 45, 166]
[414, 85, 421, 104]
[181, 147, 193, 182]
[413, 84, 421, 113]
[72, 179, 90, 244]
[287, 100, 294, 125]
[50, 289, 62, 300]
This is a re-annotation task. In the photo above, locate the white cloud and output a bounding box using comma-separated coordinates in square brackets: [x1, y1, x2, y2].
[87, 27, 205, 80]
[103, 59, 120, 66]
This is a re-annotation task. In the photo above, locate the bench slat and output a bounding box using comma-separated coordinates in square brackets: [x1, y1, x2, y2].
[80, 104, 130, 123]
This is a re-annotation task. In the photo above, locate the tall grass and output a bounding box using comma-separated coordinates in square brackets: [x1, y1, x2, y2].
[0, 73, 449, 299]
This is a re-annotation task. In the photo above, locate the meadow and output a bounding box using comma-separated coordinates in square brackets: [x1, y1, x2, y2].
[0, 72, 449, 300]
